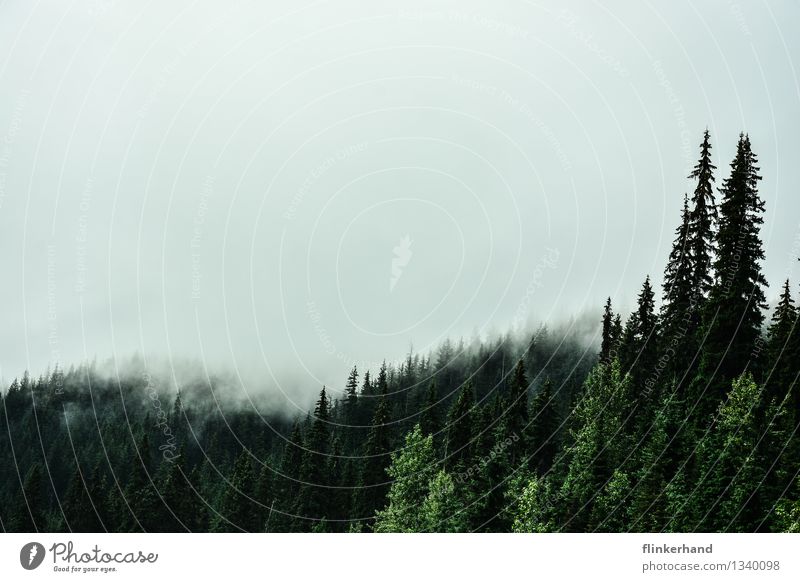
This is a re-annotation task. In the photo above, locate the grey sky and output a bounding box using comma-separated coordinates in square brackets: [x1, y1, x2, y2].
[0, 0, 798, 409]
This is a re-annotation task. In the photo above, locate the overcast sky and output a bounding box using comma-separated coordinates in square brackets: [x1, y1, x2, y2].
[0, 0, 798, 407]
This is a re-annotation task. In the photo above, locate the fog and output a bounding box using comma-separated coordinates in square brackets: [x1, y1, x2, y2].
[0, 0, 798, 410]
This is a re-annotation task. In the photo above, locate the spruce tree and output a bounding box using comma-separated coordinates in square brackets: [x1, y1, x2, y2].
[124, 432, 162, 532]
[421, 470, 469, 532]
[160, 448, 204, 531]
[765, 280, 798, 403]
[600, 297, 614, 364]
[445, 381, 476, 470]
[10, 464, 46, 532]
[62, 465, 103, 532]
[661, 194, 700, 385]
[295, 387, 332, 527]
[529, 378, 560, 474]
[211, 451, 258, 532]
[699, 134, 767, 411]
[353, 385, 393, 525]
[373, 425, 436, 532]
[505, 360, 529, 466]
[419, 381, 441, 438]
[688, 129, 718, 297]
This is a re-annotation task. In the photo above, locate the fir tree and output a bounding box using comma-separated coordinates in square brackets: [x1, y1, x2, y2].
[419, 381, 441, 438]
[765, 280, 798, 403]
[374, 425, 436, 532]
[688, 129, 718, 296]
[10, 464, 46, 532]
[421, 470, 469, 532]
[694, 374, 763, 531]
[445, 381, 476, 470]
[505, 360, 530, 466]
[698, 135, 767, 412]
[529, 379, 560, 474]
[160, 448, 204, 531]
[295, 387, 332, 527]
[600, 297, 615, 364]
[661, 194, 700, 386]
[353, 386, 393, 525]
[62, 464, 103, 532]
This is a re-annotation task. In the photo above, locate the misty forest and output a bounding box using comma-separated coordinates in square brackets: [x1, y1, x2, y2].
[2, 131, 800, 533]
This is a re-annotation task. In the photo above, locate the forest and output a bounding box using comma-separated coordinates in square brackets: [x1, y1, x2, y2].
[1, 131, 799, 533]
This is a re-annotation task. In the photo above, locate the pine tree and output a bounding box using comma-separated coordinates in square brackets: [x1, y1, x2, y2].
[529, 378, 560, 474]
[558, 361, 632, 531]
[620, 277, 659, 410]
[511, 472, 559, 532]
[661, 194, 700, 386]
[505, 360, 529, 466]
[600, 297, 614, 364]
[445, 381, 476, 469]
[419, 381, 441, 438]
[589, 469, 631, 532]
[160, 448, 204, 531]
[124, 432, 162, 532]
[420, 470, 469, 532]
[693, 373, 763, 531]
[353, 385, 393, 525]
[211, 451, 258, 532]
[326, 435, 352, 532]
[9, 464, 46, 532]
[698, 134, 767, 412]
[295, 387, 332, 527]
[342, 365, 360, 449]
[269, 421, 303, 531]
[62, 464, 103, 532]
[765, 280, 798, 403]
[374, 425, 436, 532]
[688, 129, 718, 297]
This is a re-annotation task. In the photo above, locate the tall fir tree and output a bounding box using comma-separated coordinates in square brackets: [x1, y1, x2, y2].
[765, 280, 798, 403]
[353, 384, 393, 526]
[688, 129, 718, 297]
[445, 381, 476, 470]
[211, 451, 258, 532]
[698, 134, 767, 413]
[661, 194, 700, 386]
[600, 297, 615, 364]
[62, 464, 104, 532]
[505, 360, 530, 466]
[529, 378, 560, 475]
[295, 387, 332, 528]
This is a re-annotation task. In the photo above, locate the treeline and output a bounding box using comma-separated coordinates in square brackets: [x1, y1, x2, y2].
[2, 131, 799, 533]
[0, 327, 593, 532]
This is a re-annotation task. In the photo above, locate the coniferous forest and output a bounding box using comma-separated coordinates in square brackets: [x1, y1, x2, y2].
[2, 131, 800, 533]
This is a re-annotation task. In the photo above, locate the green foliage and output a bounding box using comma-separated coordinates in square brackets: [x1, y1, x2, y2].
[374, 425, 437, 532]
[1, 131, 798, 533]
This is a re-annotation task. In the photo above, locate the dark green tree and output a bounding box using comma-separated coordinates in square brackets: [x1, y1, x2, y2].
[661, 194, 700, 386]
[600, 297, 615, 364]
[698, 134, 767, 412]
[529, 378, 560, 474]
[765, 280, 798, 403]
[374, 425, 436, 532]
[353, 385, 393, 526]
[295, 387, 332, 528]
[62, 465, 103, 532]
[211, 451, 258, 532]
[445, 381, 476, 469]
[688, 129, 718, 297]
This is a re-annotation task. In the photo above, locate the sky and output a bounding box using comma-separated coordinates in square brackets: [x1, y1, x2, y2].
[0, 0, 798, 409]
